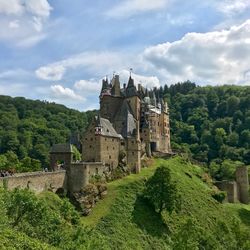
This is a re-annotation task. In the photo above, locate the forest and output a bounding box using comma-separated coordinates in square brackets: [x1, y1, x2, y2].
[157, 82, 250, 180]
[0, 83, 249, 181]
[0, 96, 96, 173]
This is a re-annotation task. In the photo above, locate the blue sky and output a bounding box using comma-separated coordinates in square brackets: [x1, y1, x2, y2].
[0, 0, 250, 110]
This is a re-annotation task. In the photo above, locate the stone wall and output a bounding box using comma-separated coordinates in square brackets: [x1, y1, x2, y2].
[0, 171, 66, 193]
[67, 162, 106, 193]
[214, 180, 239, 203]
[236, 166, 249, 204]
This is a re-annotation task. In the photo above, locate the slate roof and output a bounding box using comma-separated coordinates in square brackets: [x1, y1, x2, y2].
[126, 76, 138, 97]
[114, 100, 137, 138]
[95, 116, 122, 138]
[50, 143, 73, 153]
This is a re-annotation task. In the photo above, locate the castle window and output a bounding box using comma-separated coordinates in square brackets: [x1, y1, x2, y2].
[158, 122, 159, 126]
[90, 138, 93, 141]
[132, 152, 134, 155]
[96, 168, 98, 174]
[112, 139, 114, 142]
[113, 147, 115, 150]
[132, 140, 134, 144]
[107, 146, 109, 150]
[107, 129, 109, 132]
[85, 138, 88, 140]
[121, 142, 125, 146]
[109, 155, 111, 159]
[89, 145, 92, 148]
[105, 138, 107, 141]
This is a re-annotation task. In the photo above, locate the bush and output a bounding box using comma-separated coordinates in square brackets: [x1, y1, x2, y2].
[212, 191, 227, 203]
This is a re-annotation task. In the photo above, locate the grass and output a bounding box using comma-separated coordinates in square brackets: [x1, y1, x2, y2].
[81, 159, 158, 227]
[80, 156, 250, 249]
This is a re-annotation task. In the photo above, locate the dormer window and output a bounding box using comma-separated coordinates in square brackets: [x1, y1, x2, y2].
[95, 126, 102, 135]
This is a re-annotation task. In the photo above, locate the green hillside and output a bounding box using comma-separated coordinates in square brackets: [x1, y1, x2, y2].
[0, 95, 96, 171]
[82, 156, 250, 249]
[1, 156, 248, 249]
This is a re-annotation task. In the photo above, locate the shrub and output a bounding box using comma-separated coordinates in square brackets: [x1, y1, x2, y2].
[212, 190, 227, 203]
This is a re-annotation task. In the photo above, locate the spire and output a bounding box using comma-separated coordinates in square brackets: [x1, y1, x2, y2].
[127, 76, 135, 88]
[126, 73, 138, 97]
[101, 78, 109, 92]
[100, 77, 111, 98]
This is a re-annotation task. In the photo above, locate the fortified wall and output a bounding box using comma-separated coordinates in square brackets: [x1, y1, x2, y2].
[0, 144, 106, 194]
[0, 171, 66, 193]
[214, 166, 249, 204]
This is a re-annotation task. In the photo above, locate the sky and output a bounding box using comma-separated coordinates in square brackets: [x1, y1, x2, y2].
[0, 0, 250, 111]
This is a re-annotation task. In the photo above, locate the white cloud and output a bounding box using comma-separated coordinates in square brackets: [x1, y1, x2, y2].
[143, 19, 250, 85]
[50, 85, 85, 101]
[9, 20, 20, 29]
[216, 0, 250, 15]
[36, 51, 130, 81]
[36, 65, 66, 81]
[25, 0, 52, 17]
[0, 0, 52, 47]
[74, 79, 101, 93]
[0, 0, 23, 15]
[118, 69, 160, 89]
[106, 0, 168, 18]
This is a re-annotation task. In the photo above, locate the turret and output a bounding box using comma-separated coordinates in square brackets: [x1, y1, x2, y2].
[111, 75, 121, 97]
[100, 78, 111, 98]
[126, 76, 138, 97]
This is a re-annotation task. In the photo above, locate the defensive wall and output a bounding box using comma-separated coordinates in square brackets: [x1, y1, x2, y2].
[0, 161, 106, 194]
[0, 170, 66, 193]
[214, 165, 249, 204]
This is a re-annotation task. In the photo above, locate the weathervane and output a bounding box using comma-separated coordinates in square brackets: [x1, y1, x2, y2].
[129, 68, 133, 77]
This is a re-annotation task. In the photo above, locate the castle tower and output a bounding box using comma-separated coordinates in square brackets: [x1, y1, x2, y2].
[236, 166, 249, 204]
[100, 76, 123, 121]
[111, 75, 121, 97]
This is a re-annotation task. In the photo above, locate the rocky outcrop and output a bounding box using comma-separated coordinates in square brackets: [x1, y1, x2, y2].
[70, 183, 107, 216]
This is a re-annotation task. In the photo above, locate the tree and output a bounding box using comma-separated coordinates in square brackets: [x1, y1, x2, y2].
[72, 145, 81, 161]
[143, 165, 181, 214]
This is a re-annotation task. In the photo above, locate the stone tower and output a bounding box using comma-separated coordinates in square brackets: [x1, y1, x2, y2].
[236, 166, 249, 204]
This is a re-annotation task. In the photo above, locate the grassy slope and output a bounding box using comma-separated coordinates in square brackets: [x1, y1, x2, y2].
[81, 156, 250, 249]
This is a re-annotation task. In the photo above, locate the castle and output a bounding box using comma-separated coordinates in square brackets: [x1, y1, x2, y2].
[82, 74, 171, 173]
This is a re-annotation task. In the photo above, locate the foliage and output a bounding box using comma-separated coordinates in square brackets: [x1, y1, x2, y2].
[83, 157, 250, 249]
[0, 95, 96, 171]
[211, 190, 227, 203]
[0, 157, 250, 249]
[143, 165, 181, 213]
[154, 83, 250, 171]
[72, 145, 81, 162]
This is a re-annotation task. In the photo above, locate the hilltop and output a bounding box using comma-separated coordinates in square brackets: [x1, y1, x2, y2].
[1, 156, 249, 249]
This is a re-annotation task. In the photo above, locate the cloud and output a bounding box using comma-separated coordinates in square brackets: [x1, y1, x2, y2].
[50, 85, 85, 101]
[216, 0, 250, 15]
[74, 79, 101, 93]
[25, 0, 52, 17]
[118, 69, 160, 89]
[36, 65, 66, 81]
[35, 51, 130, 81]
[0, 0, 23, 15]
[106, 0, 168, 18]
[0, 0, 52, 47]
[143, 19, 250, 85]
